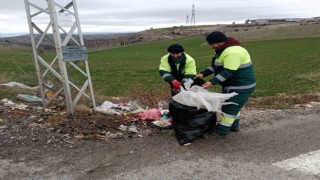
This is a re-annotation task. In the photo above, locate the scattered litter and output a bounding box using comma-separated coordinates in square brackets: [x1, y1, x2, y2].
[0, 82, 39, 90]
[17, 94, 42, 103]
[95, 100, 145, 115]
[105, 131, 123, 139]
[1, 98, 32, 110]
[46, 90, 55, 98]
[1, 98, 15, 106]
[127, 108, 146, 114]
[44, 80, 53, 88]
[158, 100, 169, 110]
[137, 108, 161, 121]
[95, 107, 121, 115]
[118, 124, 138, 133]
[111, 97, 120, 100]
[151, 115, 172, 128]
[63, 139, 74, 144]
[98, 101, 116, 109]
[13, 103, 29, 110]
[0, 125, 8, 129]
[160, 109, 169, 116]
[294, 101, 320, 109]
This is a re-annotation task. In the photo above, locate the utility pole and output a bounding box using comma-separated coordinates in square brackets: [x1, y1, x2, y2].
[190, 4, 195, 25]
[24, 0, 96, 115]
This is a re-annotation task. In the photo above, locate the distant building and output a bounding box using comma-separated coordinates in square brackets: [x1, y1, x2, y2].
[250, 17, 315, 25]
[251, 19, 270, 25]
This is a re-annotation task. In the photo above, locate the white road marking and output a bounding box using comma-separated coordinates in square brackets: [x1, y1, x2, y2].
[273, 149, 320, 175]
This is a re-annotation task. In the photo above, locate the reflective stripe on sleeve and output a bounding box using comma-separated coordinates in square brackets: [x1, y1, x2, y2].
[216, 74, 226, 82]
[162, 74, 172, 79]
[239, 62, 252, 68]
[205, 66, 214, 72]
[224, 82, 256, 90]
[214, 62, 223, 66]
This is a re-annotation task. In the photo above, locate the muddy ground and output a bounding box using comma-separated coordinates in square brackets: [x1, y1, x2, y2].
[0, 100, 320, 179]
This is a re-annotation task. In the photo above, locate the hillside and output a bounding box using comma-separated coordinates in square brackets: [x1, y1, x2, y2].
[227, 23, 320, 42]
[1, 22, 320, 180]
[1, 22, 320, 51]
[137, 22, 320, 43]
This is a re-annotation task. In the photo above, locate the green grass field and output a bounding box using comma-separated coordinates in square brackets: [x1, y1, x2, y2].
[1, 25, 320, 108]
[87, 35, 320, 97]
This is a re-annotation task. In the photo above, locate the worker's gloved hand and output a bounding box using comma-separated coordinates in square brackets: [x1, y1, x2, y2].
[171, 80, 182, 92]
[195, 73, 204, 79]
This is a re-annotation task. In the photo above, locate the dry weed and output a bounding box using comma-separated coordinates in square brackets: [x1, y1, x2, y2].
[247, 93, 320, 109]
[124, 83, 171, 108]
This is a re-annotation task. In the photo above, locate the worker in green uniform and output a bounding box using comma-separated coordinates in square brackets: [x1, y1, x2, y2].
[159, 44, 197, 96]
[195, 31, 256, 136]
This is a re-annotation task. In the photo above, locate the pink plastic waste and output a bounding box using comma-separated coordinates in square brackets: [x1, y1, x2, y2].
[137, 108, 161, 121]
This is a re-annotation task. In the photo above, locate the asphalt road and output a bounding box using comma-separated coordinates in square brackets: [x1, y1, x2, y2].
[108, 108, 320, 180]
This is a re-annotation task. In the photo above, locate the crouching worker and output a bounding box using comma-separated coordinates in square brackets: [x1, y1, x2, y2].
[195, 31, 256, 137]
[159, 44, 197, 96]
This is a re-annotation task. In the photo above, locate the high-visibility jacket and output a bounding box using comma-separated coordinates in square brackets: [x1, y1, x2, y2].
[201, 46, 256, 92]
[159, 53, 196, 84]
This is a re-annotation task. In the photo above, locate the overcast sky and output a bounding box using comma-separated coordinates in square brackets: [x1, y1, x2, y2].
[0, 0, 319, 35]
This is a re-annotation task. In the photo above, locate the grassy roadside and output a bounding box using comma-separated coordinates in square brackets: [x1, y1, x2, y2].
[0, 28, 320, 109]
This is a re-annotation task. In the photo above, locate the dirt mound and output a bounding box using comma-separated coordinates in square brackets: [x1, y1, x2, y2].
[0, 101, 172, 149]
[45, 111, 153, 139]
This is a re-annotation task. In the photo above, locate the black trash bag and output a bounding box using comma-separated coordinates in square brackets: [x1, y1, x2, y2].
[191, 77, 206, 87]
[169, 99, 217, 145]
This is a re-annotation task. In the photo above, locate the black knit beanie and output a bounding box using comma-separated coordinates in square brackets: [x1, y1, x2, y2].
[167, 44, 184, 53]
[206, 31, 228, 44]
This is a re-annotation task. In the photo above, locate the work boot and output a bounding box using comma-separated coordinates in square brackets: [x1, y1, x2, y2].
[230, 119, 240, 132]
[215, 124, 230, 137]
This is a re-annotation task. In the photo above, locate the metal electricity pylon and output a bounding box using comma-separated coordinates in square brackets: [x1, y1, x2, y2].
[24, 0, 96, 115]
[186, 15, 189, 25]
[190, 4, 195, 25]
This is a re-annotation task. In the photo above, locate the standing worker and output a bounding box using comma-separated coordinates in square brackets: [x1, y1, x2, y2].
[159, 44, 197, 96]
[195, 31, 256, 137]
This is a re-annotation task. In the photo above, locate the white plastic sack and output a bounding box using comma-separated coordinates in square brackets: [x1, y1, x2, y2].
[172, 79, 238, 112]
[182, 78, 208, 92]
